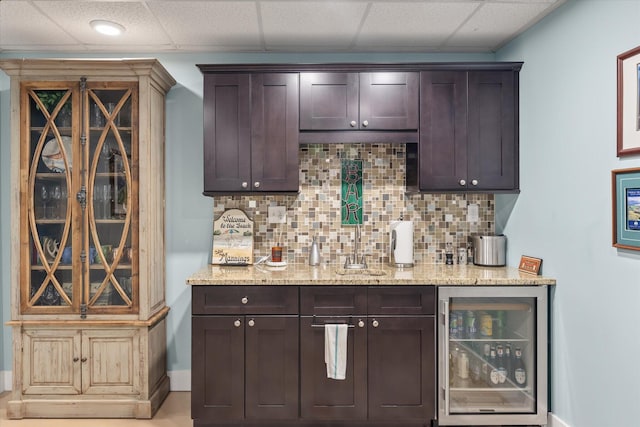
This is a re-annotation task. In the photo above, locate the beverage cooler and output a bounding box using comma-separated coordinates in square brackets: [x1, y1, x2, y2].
[437, 286, 548, 426]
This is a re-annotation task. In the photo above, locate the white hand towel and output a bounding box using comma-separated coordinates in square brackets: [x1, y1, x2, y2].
[324, 324, 348, 380]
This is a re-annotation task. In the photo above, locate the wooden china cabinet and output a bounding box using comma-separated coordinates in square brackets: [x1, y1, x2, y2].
[0, 59, 176, 419]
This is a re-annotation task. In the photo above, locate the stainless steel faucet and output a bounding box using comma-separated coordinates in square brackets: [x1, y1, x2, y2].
[344, 224, 367, 269]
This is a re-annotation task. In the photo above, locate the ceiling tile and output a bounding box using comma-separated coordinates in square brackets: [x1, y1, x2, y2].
[356, 1, 480, 50]
[32, 1, 173, 48]
[148, 1, 261, 49]
[0, 1, 79, 47]
[260, 1, 368, 49]
[448, 1, 555, 49]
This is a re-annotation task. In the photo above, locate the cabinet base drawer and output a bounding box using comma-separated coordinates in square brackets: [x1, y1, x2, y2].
[193, 286, 299, 314]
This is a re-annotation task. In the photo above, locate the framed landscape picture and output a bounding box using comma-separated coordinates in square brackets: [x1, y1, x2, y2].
[612, 168, 640, 251]
[617, 46, 640, 156]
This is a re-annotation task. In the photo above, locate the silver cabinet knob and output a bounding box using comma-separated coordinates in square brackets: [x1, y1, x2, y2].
[234, 319, 241, 327]
[248, 319, 255, 327]
[241, 182, 248, 188]
[362, 120, 369, 127]
[358, 319, 365, 328]
[350, 120, 357, 127]
[471, 179, 478, 186]
[241, 297, 248, 304]
[254, 182, 260, 188]
[459, 179, 466, 186]
[372, 319, 379, 328]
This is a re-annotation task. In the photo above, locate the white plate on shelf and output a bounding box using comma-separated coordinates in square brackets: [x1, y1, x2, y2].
[42, 136, 72, 172]
[265, 260, 287, 268]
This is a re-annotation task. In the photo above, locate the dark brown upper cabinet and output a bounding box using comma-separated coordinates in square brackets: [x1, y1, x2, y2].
[202, 73, 299, 195]
[418, 69, 519, 192]
[299, 72, 419, 143]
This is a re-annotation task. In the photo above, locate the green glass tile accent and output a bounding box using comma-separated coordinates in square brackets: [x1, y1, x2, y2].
[341, 159, 363, 225]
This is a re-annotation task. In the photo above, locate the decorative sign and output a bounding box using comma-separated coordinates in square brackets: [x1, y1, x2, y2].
[212, 209, 254, 265]
[518, 256, 542, 275]
[341, 159, 363, 225]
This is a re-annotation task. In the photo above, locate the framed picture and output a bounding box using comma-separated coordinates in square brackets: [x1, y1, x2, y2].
[617, 46, 640, 156]
[612, 168, 640, 251]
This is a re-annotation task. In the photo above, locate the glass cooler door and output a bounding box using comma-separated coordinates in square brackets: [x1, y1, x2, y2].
[438, 286, 548, 426]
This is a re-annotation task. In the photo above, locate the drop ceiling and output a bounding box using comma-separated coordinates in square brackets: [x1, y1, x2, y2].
[0, 0, 566, 53]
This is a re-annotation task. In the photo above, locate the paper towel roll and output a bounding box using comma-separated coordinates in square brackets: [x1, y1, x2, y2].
[390, 220, 414, 267]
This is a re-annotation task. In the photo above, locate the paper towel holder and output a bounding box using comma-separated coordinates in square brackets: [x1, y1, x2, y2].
[389, 215, 414, 268]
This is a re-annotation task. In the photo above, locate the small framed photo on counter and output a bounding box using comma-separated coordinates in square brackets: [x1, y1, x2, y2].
[612, 168, 640, 251]
[518, 256, 542, 275]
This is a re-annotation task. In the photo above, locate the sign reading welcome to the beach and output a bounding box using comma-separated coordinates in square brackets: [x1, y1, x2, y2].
[212, 209, 254, 265]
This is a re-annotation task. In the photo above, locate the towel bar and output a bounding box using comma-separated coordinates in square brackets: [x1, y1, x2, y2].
[311, 324, 355, 328]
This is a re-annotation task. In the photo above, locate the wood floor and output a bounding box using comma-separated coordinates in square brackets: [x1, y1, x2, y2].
[0, 391, 192, 426]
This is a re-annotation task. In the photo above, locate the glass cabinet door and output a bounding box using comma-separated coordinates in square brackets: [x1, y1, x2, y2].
[438, 286, 547, 426]
[22, 81, 138, 315]
[86, 84, 137, 312]
[25, 84, 77, 312]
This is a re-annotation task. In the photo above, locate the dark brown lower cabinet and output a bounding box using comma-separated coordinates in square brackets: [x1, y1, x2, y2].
[191, 285, 436, 427]
[300, 315, 435, 422]
[368, 316, 435, 420]
[191, 315, 298, 423]
[300, 316, 368, 420]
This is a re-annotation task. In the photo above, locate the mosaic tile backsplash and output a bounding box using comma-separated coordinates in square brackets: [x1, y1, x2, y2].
[212, 144, 495, 265]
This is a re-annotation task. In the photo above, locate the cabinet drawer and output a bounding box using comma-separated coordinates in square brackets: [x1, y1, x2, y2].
[300, 287, 367, 315]
[368, 286, 435, 315]
[192, 286, 298, 315]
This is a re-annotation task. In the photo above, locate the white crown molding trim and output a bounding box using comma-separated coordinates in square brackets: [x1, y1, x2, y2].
[168, 370, 191, 391]
[549, 412, 571, 427]
[1, 370, 11, 392]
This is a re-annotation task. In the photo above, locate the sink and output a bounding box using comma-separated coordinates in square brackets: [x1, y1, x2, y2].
[335, 268, 386, 276]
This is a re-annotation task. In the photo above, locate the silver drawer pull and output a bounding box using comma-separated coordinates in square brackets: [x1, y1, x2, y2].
[372, 319, 379, 328]
[241, 297, 248, 304]
[248, 319, 255, 327]
[358, 319, 365, 328]
[234, 319, 241, 327]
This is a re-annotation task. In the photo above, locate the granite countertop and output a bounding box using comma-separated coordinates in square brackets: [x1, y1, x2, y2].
[186, 263, 555, 286]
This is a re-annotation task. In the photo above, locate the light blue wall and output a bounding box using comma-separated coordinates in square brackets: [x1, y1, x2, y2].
[0, 51, 494, 379]
[496, 1, 640, 426]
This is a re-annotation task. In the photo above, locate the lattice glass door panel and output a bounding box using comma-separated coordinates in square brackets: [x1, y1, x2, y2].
[24, 84, 78, 312]
[86, 85, 137, 311]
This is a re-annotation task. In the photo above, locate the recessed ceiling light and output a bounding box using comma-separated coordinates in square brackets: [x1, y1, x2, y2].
[90, 20, 125, 36]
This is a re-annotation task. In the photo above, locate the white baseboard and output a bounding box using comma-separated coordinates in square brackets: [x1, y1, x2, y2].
[1, 370, 11, 392]
[168, 369, 191, 391]
[548, 412, 571, 427]
[1, 370, 191, 393]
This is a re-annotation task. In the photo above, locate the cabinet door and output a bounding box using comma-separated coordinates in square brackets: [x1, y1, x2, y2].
[22, 329, 82, 395]
[368, 316, 436, 421]
[23, 83, 79, 315]
[250, 73, 299, 192]
[191, 316, 245, 421]
[299, 72, 359, 130]
[81, 329, 140, 395]
[419, 71, 468, 191]
[360, 72, 419, 130]
[203, 74, 251, 193]
[245, 316, 299, 419]
[300, 316, 367, 420]
[86, 84, 138, 314]
[467, 71, 517, 190]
